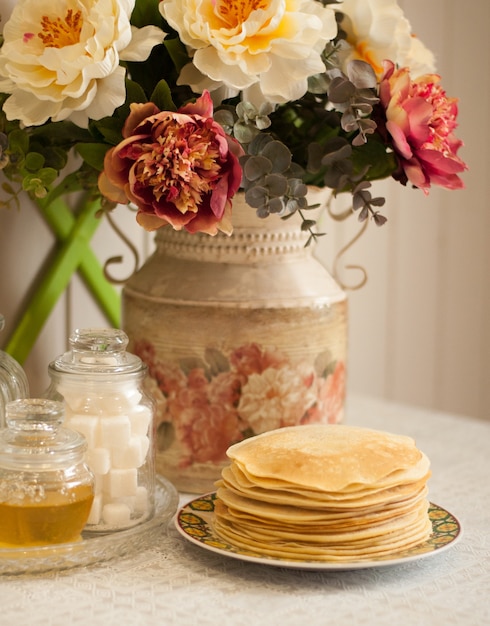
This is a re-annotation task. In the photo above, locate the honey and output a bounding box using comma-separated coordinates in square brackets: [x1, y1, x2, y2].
[0, 398, 95, 548]
[0, 484, 94, 547]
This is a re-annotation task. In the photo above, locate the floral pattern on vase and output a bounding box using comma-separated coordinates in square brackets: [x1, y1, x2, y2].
[133, 339, 345, 470]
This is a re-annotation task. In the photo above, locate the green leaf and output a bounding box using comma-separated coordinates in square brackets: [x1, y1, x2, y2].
[131, 0, 163, 28]
[7, 129, 29, 154]
[89, 117, 124, 145]
[1, 181, 16, 195]
[150, 79, 176, 111]
[43, 146, 69, 171]
[24, 152, 45, 172]
[164, 37, 191, 74]
[204, 348, 230, 376]
[76, 142, 110, 171]
[352, 138, 397, 181]
[43, 170, 88, 205]
[115, 79, 148, 122]
[29, 120, 93, 144]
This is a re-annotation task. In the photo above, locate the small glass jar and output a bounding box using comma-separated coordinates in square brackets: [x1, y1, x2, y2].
[45, 328, 155, 533]
[0, 314, 29, 427]
[0, 398, 94, 547]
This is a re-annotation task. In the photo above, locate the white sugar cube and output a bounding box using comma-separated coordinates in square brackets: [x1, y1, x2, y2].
[134, 486, 149, 514]
[86, 493, 103, 525]
[109, 495, 136, 513]
[112, 436, 149, 469]
[87, 447, 111, 475]
[100, 416, 131, 448]
[94, 473, 104, 494]
[66, 415, 99, 447]
[102, 502, 131, 526]
[122, 387, 143, 407]
[104, 468, 138, 498]
[128, 405, 152, 436]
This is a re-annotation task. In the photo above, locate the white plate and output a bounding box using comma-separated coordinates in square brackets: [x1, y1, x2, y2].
[0, 475, 179, 575]
[175, 492, 462, 571]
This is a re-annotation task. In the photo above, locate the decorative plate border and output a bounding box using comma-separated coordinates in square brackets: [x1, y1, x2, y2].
[175, 492, 462, 571]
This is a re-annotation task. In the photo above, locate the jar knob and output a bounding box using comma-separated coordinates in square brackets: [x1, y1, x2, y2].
[6, 398, 64, 436]
[69, 328, 128, 354]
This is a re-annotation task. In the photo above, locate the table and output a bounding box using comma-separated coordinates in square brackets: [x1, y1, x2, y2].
[1, 395, 489, 626]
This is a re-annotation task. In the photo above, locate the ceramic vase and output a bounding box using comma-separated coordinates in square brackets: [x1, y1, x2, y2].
[122, 189, 347, 493]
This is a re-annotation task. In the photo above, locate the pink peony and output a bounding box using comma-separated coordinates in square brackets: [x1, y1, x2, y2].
[98, 91, 244, 235]
[379, 61, 467, 193]
[229, 343, 289, 377]
[175, 403, 243, 466]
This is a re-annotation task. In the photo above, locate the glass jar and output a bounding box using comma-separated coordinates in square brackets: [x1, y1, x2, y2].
[0, 314, 29, 427]
[0, 398, 94, 547]
[45, 328, 155, 532]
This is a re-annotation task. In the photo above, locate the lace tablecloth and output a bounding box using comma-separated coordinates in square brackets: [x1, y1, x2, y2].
[1, 395, 489, 626]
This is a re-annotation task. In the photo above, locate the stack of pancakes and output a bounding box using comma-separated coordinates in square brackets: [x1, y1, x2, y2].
[214, 424, 432, 561]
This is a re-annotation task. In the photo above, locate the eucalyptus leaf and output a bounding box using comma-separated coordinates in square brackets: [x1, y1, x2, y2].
[261, 141, 292, 173]
[347, 60, 377, 89]
[268, 197, 284, 213]
[245, 185, 268, 208]
[243, 155, 272, 181]
[264, 173, 288, 196]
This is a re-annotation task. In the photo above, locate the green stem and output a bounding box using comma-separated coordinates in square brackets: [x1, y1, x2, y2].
[5, 196, 120, 364]
[38, 196, 121, 327]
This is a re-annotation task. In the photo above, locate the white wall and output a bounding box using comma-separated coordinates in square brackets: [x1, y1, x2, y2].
[1, 0, 488, 420]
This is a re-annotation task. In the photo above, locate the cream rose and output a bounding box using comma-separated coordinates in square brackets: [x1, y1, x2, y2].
[0, 0, 165, 127]
[160, 0, 337, 106]
[339, 0, 435, 78]
[237, 365, 317, 434]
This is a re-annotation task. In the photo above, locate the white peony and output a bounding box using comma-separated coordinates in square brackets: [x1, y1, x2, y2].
[339, 0, 436, 78]
[0, 0, 165, 127]
[160, 0, 337, 107]
[237, 365, 317, 434]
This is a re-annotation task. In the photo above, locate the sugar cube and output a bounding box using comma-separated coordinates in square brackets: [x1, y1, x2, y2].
[66, 414, 100, 447]
[128, 405, 152, 436]
[86, 493, 103, 525]
[87, 447, 111, 475]
[104, 468, 138, 498]
[102, 502, 131, 526]
[112, 436, 149, 469]
[100, 415, 131, 448]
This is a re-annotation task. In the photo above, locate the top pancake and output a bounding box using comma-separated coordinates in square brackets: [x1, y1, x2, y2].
[225, 424, 423, 492]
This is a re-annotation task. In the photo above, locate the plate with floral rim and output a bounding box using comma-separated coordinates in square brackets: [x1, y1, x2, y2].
[175, 492, 462, 571]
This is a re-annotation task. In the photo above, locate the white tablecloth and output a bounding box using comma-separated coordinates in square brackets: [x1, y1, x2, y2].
[1, 395, 489, 626]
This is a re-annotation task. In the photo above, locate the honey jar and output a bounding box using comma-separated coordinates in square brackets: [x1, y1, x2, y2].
[0, 398, 94, 547]
[45, 328, 155, 532]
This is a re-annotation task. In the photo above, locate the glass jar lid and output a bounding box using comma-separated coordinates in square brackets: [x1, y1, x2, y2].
[0, 398, 87, 469]
[48, 328, 145, 377]
[0, 314, 30, 427]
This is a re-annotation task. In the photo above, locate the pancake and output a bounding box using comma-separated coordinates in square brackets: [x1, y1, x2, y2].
[213, 424, 432, 561]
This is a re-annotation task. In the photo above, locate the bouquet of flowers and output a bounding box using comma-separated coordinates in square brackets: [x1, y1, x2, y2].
[0, 0, 467, 242]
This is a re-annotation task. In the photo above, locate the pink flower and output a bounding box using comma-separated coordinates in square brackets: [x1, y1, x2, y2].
[98, 91, 244, 235]
[379, 61, 467, 193]
[230, 343, 289, 377]
[208, 371, 245, 409]
[175, 403, 243, 466]
[304, 361, 346, 425]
